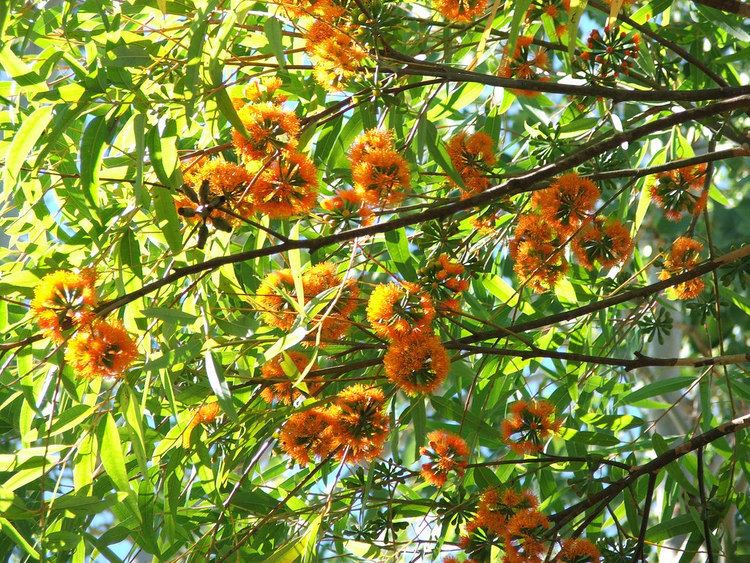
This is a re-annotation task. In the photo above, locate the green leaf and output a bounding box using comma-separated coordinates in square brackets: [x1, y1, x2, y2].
[619, 377, 695, 406]
[0, 45, 48, 93]
[0, 517, 39, 560]
[264, 17, 286, 69]
[3, 104, 55, 195]
[204, 351, 239, 422]
[80, 116, 114, 205]
[152, 186, 183, 253]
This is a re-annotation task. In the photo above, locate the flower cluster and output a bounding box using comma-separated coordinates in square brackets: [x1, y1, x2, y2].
[525, 0, 571, 37]
[659, 236, 705, 300]
[501, 400, 562, 455]
[419, 253, 472, 313]
[511, 173, 633, 292]
[273, 0, 367, 91]
[279, 384, 389, 464]
[366, 282, 435, 340]
[459, 488, 548, 562]
[32, 269, 97, 343]
[350, 129, 411, 206]
[447, 131, 497, 197]
[650, 164, 708, 221]
[182, 401, 221, 448]
[260, 351, 321, 404]
[458, 486, 600, 562]
[498, 36, 550, 97]
[581, 26, 640, 80]
[433, 0, 488, 22]
[383, 332, 450, 395]
[419, 430, 469, 486]
[255, 262, 359, 340]
[321, 189, 375, 228]
[33, 270, 138, 380]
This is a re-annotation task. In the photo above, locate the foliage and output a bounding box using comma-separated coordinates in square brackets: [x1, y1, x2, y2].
[0, 0, 749, 561]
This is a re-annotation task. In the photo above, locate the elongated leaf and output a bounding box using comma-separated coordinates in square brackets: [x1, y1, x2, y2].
[3, 104, 55, 195]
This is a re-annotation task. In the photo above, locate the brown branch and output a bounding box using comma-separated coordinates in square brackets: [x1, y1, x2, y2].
[550, 412, 750, 527]
[692, 0, 750, 16]
[385, 60, 750, 102]
[454, 244, 750, 345]
[93, 95, 750, 317]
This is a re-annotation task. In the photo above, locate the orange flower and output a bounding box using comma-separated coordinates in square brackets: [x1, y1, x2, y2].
[305, 21, 367, 91]
[421, 254, 471, 311]
[503, 509, 550, 563]
[326, 384, 389, 463]
[659, 236, 705, 300]
[498, 36, 550, 97]
[447, 131, 497, 197]
[321, 189, 375, 227]
[279, 408, 339, 465]
[182, 401, 221, 448]
[526, 0, 571, 25]
[501, 400, 561, 455]
[175, 158, 255, 225]
[256, 269, 299, 330]
[476, 488, 539, 536]
[433, 0, 488, 22]
[272, 0, 342, 20]
[352, 149, 411, 206]
[532, 173, 600, 236]
[420, 430, 469, 486]
[510, 215, 568, 293]
[232, 103, 300, 162]
[556, 538, 601, 562]
[239, 76, 286, 106]
[651, 164, 708, 221]
[252, 151, 319, 218]
[32, 269, 97, 342]
[366, 282, 436, 339]
[302, 262, 359, 340]
[582, 26, 640, 80]
[384, 332, 450, 395]
[350, 129, 396, 163]
[571, 217, 633, 270]
[260, 351, 321, 404]
[64, 321, 138, 379]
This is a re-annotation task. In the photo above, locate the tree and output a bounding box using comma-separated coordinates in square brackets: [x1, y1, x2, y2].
[0, 0, 749, 560]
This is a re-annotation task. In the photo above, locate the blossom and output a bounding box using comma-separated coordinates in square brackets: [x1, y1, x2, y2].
[659, 236, 705, 300]
[279, 408, 338, 465]
[503, 509, 550, 563]
[175, 158, 255, 226]
[419, 430, 469, 486]
[256, 269, 299, 330]
[321, 189, 375, 227]
[326, 384, 389, 463]
[447, 131, 497, 197]
[272, 0, 342, 20]
[526, 0, 571, 27]
[352, 149, 411, 206]
[651, 164, 708, 221]
[501, 400, 561, 455]
[498, 36, 550, 97]
[182, 401, 221, 448]
[433, 0, 488, 22]
[581, 26, 639, 80]
[305, 21, 367, 91]
[421, 254, 471, 311]
[366, 282, 436, 339]
[350, 129, 396, 163]
[476, 488, 539, 536]
[301, 262, 359, 340]
[556, 538, 601, 562]
[532, 173, 600, 236]
[64, 321, 138, 379]
[237, 76, 286, 106]
[232, 103, 300, 162]
[510, 214, 568, 293]
[252, 151, 319, 218]
[571, 217, 633, 270]
[260, 351, 321, 404]
[384, 332, 450, 395]
[32, 269, 97, 342]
